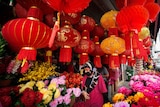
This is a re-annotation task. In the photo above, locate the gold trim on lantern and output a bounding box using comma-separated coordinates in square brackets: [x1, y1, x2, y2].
[22, 47, 36, 50]
[112, 53, 118, 56]
[27, 17, 39, 21]
[96, 55, 100, 57]
[82, 36, 87, 39]
[95, 42, 99, 44]
[63, 45, 71, 48]
[82, 53, 88, 55]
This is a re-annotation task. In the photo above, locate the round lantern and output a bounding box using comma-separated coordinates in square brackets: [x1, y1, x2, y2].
[100, 10, 118, 30]
[138, 27, 150, 40]
[2, 6, 51, 61]
[91, 24, 105, 39]
[90, 36, 105, 68]
[2, 6, 52, 73]
[75, 15, 96, 32]
[100, 33, 125, 69]
[54, 25, 81, 62]
[60, 12, 81, 25]
[74, 30, 95, 65]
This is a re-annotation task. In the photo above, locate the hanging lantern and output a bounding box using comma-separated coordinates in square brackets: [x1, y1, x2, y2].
[91, 24, 105, 39]
[55, 25, 81, 62]
[75, 15, 96, 32]
[60, 12, 81, 25]
[116, 5, 149, 34]
[101, 54, 109, 65]
[90, 36, 105, 68]
[74, 30, 95, 65]
[144, 2, 160, 23]
[100, 10, 118, 30]
[100, 29, 125, 69]
[138, 27, 150, 40]
[2, 6, 52, 73]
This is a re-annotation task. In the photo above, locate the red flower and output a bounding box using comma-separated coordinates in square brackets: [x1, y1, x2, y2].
[0, 95, 12, 107]
[35, 91, 43, 104]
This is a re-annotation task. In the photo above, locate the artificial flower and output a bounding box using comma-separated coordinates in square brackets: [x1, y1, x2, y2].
[36, 81, 45, 90]
[103, 102, 113, 107]
[112, 93, 125, 103]
[54, 88, 61, 99]
[48, 82, 57, 91]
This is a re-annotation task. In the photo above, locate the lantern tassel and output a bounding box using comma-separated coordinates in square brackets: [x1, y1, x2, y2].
[79, 53, 89, 65]
[59, 46, 72, 62]
[49, 12, 60, 48]
[17, 47, 37, 61]
[94, 55, 102, 68]
[109, 54, 120, 69]
[21, 59, 29, 74]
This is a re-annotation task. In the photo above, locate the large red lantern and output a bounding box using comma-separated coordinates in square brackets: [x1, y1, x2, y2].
[54, 25, 81, 62]
[2, 6, 52, 73]
[90, 36, 105, 68]
[74, 30, 95, 65]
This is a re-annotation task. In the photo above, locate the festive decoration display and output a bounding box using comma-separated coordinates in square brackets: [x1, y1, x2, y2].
[91, 24, 105, 39]
[54, 25, 81, 62]
[138, 27, 150, 40]
[74, 30, 95, 65]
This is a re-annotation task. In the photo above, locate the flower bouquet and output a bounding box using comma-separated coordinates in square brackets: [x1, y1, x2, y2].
[61, 71, 83, 88]
[15, 76, 81, 107]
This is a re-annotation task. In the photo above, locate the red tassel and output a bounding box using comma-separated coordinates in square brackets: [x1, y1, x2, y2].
[119, 54, 126, 64]
[101, 54, 109, 65]
[109, 54, 120, 69]
[94, 55, 102, 68]
[17, 47, 37, 60]
[79, 53, 89, 65]
[59, 46, 72, 62]
[21, 59, 29, 74]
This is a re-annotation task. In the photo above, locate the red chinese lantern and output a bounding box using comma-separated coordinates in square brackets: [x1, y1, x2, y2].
[90, 36, 105, 68]
[74, 30, 95, 65]
[75, 15, 96, 32]
[43, 0, 91, 13]
[54, 25, 81, 62]
[91, 24, 105, 39]
[116, 5, 149, 34]
[144, 2, 160, 23]
[60, 12, 81, 25]
[2, 6, 52, 73]
[100, 29, 126, 69]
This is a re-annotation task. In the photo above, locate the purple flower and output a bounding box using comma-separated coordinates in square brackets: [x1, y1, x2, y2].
[113, 101, 130, 107]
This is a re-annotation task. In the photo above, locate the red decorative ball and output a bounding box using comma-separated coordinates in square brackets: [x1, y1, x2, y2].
[91, 24, 105, 38]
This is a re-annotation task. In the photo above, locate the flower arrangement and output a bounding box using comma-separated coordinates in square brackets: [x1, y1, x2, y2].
[61, 71, 83, 88]
[19, 61, 60, 82]
[103, 70, 160, 107]
[14, 76, 81, 107]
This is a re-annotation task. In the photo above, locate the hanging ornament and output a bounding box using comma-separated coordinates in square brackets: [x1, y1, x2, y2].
[2, 6, 52, 73]
[138, 27, 150, 40]
[144, 2, 160, 23]
[100, 10, 118, 30]
[43, 0, 91, 13]
[90, 24, 105, 39]
[100, 28, 126, 69]
[54, 25, 81, 62]
[90, 36, 105, 68]
[74, 30, 95, 65]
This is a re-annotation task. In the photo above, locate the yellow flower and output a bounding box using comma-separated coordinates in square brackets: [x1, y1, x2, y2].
[125, 96, 134, 103]
[26, 81, 35, 87]
[133, 92, 144, 102]
[48, 82, 57, 91]
[40, 88, 53, 104]
[103, 102, 113, 107]
[54, 88, 61, 99]
[36, 81, 45, 90]
[19, 85, 33, 93]
[112, 93, 125, 103]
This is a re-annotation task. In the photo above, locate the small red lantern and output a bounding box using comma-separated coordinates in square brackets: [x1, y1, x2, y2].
[74, 30, 95, 65]
[91, 24, 105, 39]
[55, 25, 81, 62]
[60, 12, 81, 25]
[75, 15, 96, 32]
[90, 36, 105, 68]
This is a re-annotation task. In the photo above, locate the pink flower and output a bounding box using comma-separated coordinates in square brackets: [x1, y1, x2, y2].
[118, 86, 132, 96]
[113, 101, 130, 107]
[63, 94, 71, 105]
[72, 88, 81, 97]
[49, 100, 58, 107]
[131, 81, 144, 92]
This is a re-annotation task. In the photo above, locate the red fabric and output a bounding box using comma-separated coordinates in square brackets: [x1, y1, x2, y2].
[43, 0, 91, 13]
[59, 47, 72, 62]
